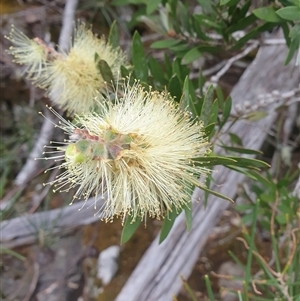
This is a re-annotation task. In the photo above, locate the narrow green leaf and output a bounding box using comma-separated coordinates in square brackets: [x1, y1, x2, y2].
[183, 201, 192, 231]
[120, 65, 130, 78]
[229, 132, 243, 146]
[285, 36, 300, 65]
[146, 0, 161, 14]
[151, 39, 181, 49]
[245, 110, 268, 121]
[220, 0, 232, 5]
[253, 7, 283, 23]
[97, 59, 115, 85]
[182, 47, 202, 65]
[193, 155, 238, 166]
[164, 53, 172, 79]
[220, 145, 263, 155]
[276, 6, 300, 21]
[204, 123, 215, 137]
[200, 84, 214, 125]
[208, 99, 219, 125]
[108, 20, 119, 49]
[220, 0, 239, 6]
[132, 31, 147, 81]
[148, 56, 166, 85]
[181, 275, 198, 301]
[159, 208, 180, 243]
[121, 216, 142, 244]
[1, 248, 26, 261]
[205, 275, 215, 301]
[226, 13, 257, 34]
[181, 77, 198, 117]
[194, 15, 222, 29]
[219, 97, 232, 129]
[194, 155, 269, 168]
[194, 182, 234, 203]
[227, 157, 270, 168]
[168, 75, 182, 101]
[232, 22, 277, 50]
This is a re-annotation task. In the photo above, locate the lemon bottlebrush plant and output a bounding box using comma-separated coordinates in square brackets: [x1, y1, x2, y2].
[5, 22, 129, 114]
[41, 81, 211, 222]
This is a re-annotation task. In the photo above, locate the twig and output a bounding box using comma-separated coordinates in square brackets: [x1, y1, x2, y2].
[14, 0, 78, 186]
[28, 168, 60, 214]
[23, 263, 40, 301]
[210, 41, 259, 84]
[15, 108, 56, 186]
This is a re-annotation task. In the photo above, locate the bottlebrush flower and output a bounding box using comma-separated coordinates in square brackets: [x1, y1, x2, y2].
[5, 25, 51, 79]
[42, 82, 210, 222]
[6, 22, 129, 115]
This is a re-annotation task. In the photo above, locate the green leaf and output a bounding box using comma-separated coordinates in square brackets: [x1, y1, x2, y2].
[194, 155, 270, 169]
[151, 39, 181, 49]
[184, 201, 192, 231]
[121, 216, 142, 244]
[204, 122, 216, 137]
[211, 98, 219, 121]
[228, 157, 270, 168]
[168, 75, 182, 101]
[220, 0, 232, 5]
[146, 0, 161, 14]
[276, 6, 300, 21]
[232, 22, 277, 50]
[229, 132, 243, 146]
[220, 145, 263, 155]
[220, 0, 239, 6]
[245, 110, 268, 121]
[132, 31, 148, 81]
[285, 37, 300, 65]
[120, 65, 130, 78]
[148, 56, 166, 85]
[164, 53, 172, 79]
[182, 47, 202, 64]
[194, 182, 234, 203]
[226, 14, 257, 34]
[180, 77, 198, 117]
[194, 155, 238, 166]
[159, 208, 180, 243]
[200, 84, 215, 126]
[253, 7, 283, 23]
[219, 97, 232, 129]
[194, 15, 222, 29]
[97, 59, 115, 85]
[108, 20, 119, 49]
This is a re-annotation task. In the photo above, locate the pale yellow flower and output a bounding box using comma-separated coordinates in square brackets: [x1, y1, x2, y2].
[5, 25, 49, 79]
[6, 22, 129, 115]
[42, 82, 210, 221]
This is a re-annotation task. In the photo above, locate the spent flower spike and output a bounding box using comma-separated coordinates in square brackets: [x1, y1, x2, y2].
[41, 81, 211, 222]
[6, 22, 129, 115]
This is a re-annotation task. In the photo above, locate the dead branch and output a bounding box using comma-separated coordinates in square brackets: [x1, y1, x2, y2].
[114, 30, 299, 301]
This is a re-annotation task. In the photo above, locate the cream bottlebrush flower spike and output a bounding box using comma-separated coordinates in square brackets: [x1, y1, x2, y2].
[6, 22, 129, 114]
[41, 82, 211, 222]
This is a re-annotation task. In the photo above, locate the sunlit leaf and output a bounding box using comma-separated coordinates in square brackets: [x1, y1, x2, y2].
[276, 6, 300, 21]
[253, 7, 283, 23]
[182, 47, 202, 64]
